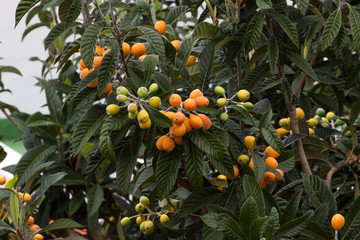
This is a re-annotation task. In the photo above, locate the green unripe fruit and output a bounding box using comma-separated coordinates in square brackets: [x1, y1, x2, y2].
[308, 118, 318, 127]
[160, 214, 169, 225]
[139, 196, 150, 207]
[237, 89, 250, 101]
[322, 122, 330, 128]
[220, 113, 229, 122]
[116, 94, 128, 103]
[121, 217, 130, 226]
[336, 119, 345, 126]
[326, 111, 335, 120]
[316, 108, 325, 117]
[116, 86, 129, 96]
[244, 102, 254, 109]
[136, 216, 145, 225]
[106, 104, 120, 116]
[137, 87, 149, 98]
[140, 221, 146, 231]
[144, 221, 154, 233]
[215, 86, 225, 96]
[279, 118, 290, 127]
[149, 83, 159, 93]
[237, 154, 250, 164]
[321, 117, 329, 124]
[128, 111, 138, 120]
[137, 109, 150, 124]
[149, 96, 161, 108]
[128, 103, 138, 113]
[135, 203, 145, 213]
[217, 98, 227, 107]
[314, 115, 321, 121]
[344, 130, 352, 137]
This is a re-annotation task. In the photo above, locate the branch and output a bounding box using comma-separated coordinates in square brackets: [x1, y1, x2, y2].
[83, 1, 92, 27]
[0, 108, 23, 134]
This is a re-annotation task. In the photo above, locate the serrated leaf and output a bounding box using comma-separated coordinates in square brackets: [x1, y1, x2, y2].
[18, 161, 54, 186]
[262, 128, 284, 153]
[138, 26, 165, 60]
[202, 225, 224, 240]
[348, 4, 360, 51]
[228, 105, 256, 126]
[69, 192, 84, 216]
[116, 143, 137, 193]
[193, 22, 216, 40]
[258, 109, 273, 130]
[156, 148, 182, 199]
[189, 130, 223, 165]
[256, 0, 272, 9]
[275, 210, 314, 237]
[200, 41, 215, 91]
[157, 221, 188, 238]
[243, 175, 266, 217]
[59, 0, 73, 22]
[64, 0, 83, 28]
[37, 172, 67, 197]
[71, 105, 107, 157]
[0, 219, 15, 233]
[280, 189, 302, 225]
[175, 37, 197, 70]
[10, 192, 19, 228]
[267, 36, 279, 74]
[302, 222, 329, 240]
[244, 11, 264, 52]
[253, 153, 266, 182]
[285, 51, 319, 81]
[265, 207, 280, 238]
[201, 213, 243, 240]
[15, 0, 41, 28]
[239, 64, 270, 92]
[239, 196, 259, 238]
[37, 78, 62, 124]
[38, 218, 84, 233]
[57, 38, 81, 70]
[81, 21, 106, 68]
[143, 54, 159, 86]
[143, 105, 172, 128]
[22, 23, 48, 41]
[341, 196, 360, 239]
[0, 66, 22, 76]
[44, 22, 66, 50]
[277, 150, 295, 172]
[297, 0, 309, 15]
[25, 112, 58, 127]
[321, 8, 342, 51]
[184, 139, 203, 190]
[249, 217, 268, 240]
[166, 6, 190, 25]
[270, 13, 299, 47]
[87, 185, 104, 231]
[97, 48, 118, 93]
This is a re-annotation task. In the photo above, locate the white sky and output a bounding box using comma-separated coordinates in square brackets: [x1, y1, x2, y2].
[0, 0, 49, 118]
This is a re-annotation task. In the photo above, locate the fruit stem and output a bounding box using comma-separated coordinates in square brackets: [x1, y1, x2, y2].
[334, 230, 338, 240]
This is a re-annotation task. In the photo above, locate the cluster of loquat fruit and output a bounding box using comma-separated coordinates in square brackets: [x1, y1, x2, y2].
[106, 84, 160, 129]
[120, 196, 170, 235]
[155, 89, 211, 152]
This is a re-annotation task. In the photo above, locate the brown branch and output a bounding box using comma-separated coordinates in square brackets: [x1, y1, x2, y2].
[0, 108, 23, 134]
[83, 1, 92, 27]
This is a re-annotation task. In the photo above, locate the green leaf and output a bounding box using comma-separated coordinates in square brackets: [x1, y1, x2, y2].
[15, 0, 41, 28]
[228, 105, 256, 126]
[281, 78, 293, 104]
[270, 13, 299, 47]
[256, 0, 272, 9]
[277, 150, 295, 172]
[267, 36, 279, 74]
[341, 196, 360, 239]
[239, 196, 259, 238]
[201, 213, 243, 240]
[143, 105, 172, 128]
[189, 131, 223, 165]
[81, 21, 106, 68]
[285, 51, 319, 81]
[178, 187, 221, 219]
[302, 222, 329, 240]
[37, 78, 63, 124]
[265, 207, 280, 238]
[57, 38, 81, 71]
[143, 54, 159, 87]
[252, 153, 266, 182]
[321, 8, 342, 51]
[166, 6, 190, 25]
[130, 126, 143, 158]
[240, 64, 270, 92]
[133, 167, 154, 194]
[10, 192, 20, 228]
[138, 26, 165, 60]
[262, 128, 284, 153]
[69, 192, 84, 216]
[25, 112, 58, 127]
[70, 105, 107, 157]
[157, 221, 188, 238]
[0, 219, 15, 233]
[184, 139, 203, 190]
[0, 66, 22, 76]
[18, 161, 54, 186]
[200, 41, 215, 91]
[15, 145, 57, 179]
[175, 37, 197, 70]
[44, 22, 66, 50]
[275, 210, 314, 237]
[202, 225, 224, 240]
[243, 175, 266, 217]
[116, 143, 137, 193]
[348, 4, 360, 51]
[97, 48, 118, 93]
[38, 218, 84, 233]
[37, 172, 67, 197]
[301, 173, 337, 218]
[64, 0, 83, 28]
[244, 11, 264, 52]
[156, 148, 182, 199]
[258, 109, 273, 130]
[297, 0, 309, 15]
[249, 217, 268, 240]
[207, 205, 238, 221]
[280, 189, 302, 225]
[87, 185, 104, 231]
[193, 22, 216, 40]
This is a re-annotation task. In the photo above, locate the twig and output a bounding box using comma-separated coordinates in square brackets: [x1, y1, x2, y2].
[0, 108, 23, 134]
[83, 1, 92, 27]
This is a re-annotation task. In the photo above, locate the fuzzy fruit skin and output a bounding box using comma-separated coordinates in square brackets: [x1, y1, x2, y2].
[186, 55, 196, 67]
[171, 40, 181, 51]
[308, 128, 315, 136]
[139, 119, 151, 129]
[137, 87, 149, 98]
[0, 176, 5, 185]
[116, 95, 128, 103]
[279, 118, 290, 127]
[214, 86, 225, 96]
[140, 196, 150, 207]
[316, 108, 325, 117]
[149, 96, 161, 108]
[154, 20, 167, 34]
[336, 119, 345, 125]
[33, 234, 44, 240]
[237, 155, 250, 164]
[144, 221, 154, 233]
[116, 86, 129, 95]
[296, 108, 305, 119]
[135, 203, 145, 213]
[121, 217, 131, 226]
[244, 102, 254, 109]
[122, 42, 131, 56]
[136, 216, 145, 225]
[265, 146, 280, 158]
[149, 83, 159, 93]
[169, 94, 182, 107]
[275, 169, 284, 180]
[326, 111, 335, 120]
[106, 104, 120, 116]
[244, 136, 255, 150]
[160, 214, 169, 225]
[128, 111, 138, 120]
[276, 128, 287, 138]
[237, 89, 250, 101]
[27, 216, 34, 226]
[131, 43, 146, 56]
[308, 118, 318, 126]
[265, 157, 278, 169]
[217, 98, 227, 107]
[322, 117, 329, 123]
[331, 214, 345, 230]
[127, 103, 138, 113]
[137, 109, 150, 124]
[140, 221, 146, 231]
[220, 113, 229, 122]
[156, 135, 168, 151]
[23, 193, 32, 202]
[264, 171, 275, 182]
